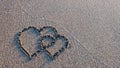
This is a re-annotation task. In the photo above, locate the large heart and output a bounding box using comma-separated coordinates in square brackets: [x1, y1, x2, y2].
[16, 26, 40, 59]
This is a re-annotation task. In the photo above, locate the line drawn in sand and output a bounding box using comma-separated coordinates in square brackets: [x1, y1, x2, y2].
[13, 25, 71, 67]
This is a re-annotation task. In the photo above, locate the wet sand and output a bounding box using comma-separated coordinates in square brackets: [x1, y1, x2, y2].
[1, 0, 120, 68]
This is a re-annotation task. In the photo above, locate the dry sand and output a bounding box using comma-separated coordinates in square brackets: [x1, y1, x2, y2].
[1, 0, 120, 68]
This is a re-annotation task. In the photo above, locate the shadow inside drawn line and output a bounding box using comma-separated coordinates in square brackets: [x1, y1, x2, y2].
[44, 51, 53, 64]
[12, 33, 31, 62]
[38, 51, 53, 68]
[45, 29, 57, 37]
[27, 27, 40, 36]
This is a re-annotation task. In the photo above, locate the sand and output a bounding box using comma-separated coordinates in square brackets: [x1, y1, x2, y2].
[1, 0, 120, 68]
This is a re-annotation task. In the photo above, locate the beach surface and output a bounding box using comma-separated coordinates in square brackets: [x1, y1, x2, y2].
[0, 0, 120, 68]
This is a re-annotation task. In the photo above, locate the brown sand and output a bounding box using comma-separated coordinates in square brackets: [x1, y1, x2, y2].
[1, 0, 120, 68]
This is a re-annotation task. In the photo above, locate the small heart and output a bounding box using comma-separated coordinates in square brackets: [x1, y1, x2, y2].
[38, 34, 69, 60]
[35, 26, 69, 61]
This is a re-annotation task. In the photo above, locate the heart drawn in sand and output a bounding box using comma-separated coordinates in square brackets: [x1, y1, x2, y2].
[15, 26, 69, 61]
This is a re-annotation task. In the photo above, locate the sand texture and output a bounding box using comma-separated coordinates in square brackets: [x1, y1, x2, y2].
[1, 0, 120, 68]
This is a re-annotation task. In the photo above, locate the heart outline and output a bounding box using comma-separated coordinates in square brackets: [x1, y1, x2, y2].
[15, 26, 69, 61]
